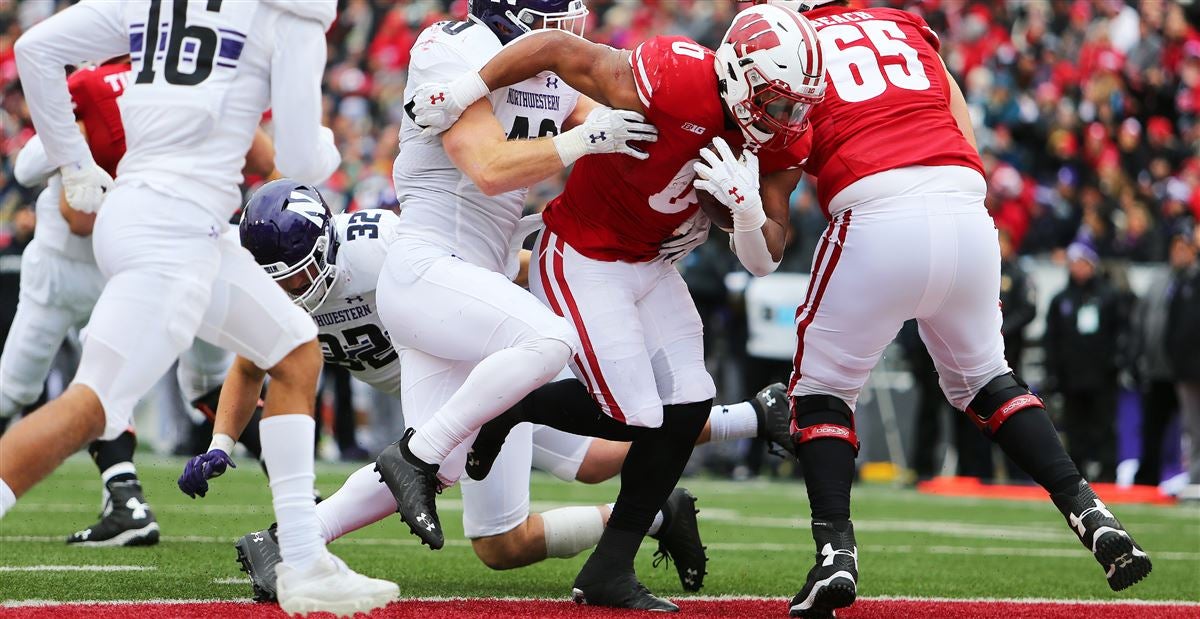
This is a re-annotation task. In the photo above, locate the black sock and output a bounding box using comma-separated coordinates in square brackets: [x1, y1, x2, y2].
[602, 400, 711, 557]
[506, 379, 652, 442]
[798, 438, 855, 521]
[990, 407, 1082, 495]
[88, 431, 138, 485]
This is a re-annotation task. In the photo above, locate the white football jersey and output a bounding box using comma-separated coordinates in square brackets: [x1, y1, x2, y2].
[310, 209, 404, 395]
[15, 0, 339, 222]
[393, 19, 580, 274]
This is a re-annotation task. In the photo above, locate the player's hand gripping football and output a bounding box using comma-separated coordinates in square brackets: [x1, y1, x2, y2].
[408, 72, 491, 136]
[178, 449, 236, 499]
[59, 160, 114, 214]
[659, 209, 711, 265]
[693, 137, 766, 232]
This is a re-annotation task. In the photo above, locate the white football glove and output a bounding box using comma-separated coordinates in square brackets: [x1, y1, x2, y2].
[692, 137, 765, 232]
[659, 209, 711, 265]
[553, 105, 658, 166]
[59, 160, 114, 214]
[409, 72, 491, 136]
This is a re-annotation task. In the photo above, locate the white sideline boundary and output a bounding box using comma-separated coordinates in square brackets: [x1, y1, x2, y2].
[3, 595, 1198, 608]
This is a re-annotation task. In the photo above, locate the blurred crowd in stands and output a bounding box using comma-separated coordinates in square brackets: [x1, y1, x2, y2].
[0, 1, 1198, 493]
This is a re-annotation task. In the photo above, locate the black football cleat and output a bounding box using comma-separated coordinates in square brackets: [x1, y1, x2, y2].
[753, 383, 798, 459]
[1051, 480, 1152, 591]
[790, 520, 858, 618]
[572, 567, 679, 612]
[651, 487, 707, 592]
[464, 411, 521, 481]
[66, 480, 159, 547]
[235, 524, 281, 603]
[375, 428, 444, 549]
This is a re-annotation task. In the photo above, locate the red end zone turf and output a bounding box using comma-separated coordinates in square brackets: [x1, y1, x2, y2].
[3, 598, 1198, 619]
[917, 476, 1177, 505]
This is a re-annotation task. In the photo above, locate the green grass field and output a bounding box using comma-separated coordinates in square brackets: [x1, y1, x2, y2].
[2, 456, 1197, 604]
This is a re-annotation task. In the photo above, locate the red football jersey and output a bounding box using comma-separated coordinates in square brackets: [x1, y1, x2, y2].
[801, 6, 984, 215]
[544, 36, 804, 263]
[68, 63, 130, 178]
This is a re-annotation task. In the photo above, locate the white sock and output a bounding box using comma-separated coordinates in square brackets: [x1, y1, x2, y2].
[260, 414, 324, 571]
[0, 479, 15, 518]
[647, 508, 666, 537]
[315, 463, 398, 543]
[542, 505, 606, 558]
[708, 401, 759, 443]
[407, 338, 571, 465]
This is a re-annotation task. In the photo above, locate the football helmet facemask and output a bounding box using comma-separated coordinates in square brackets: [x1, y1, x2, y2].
[716, 4, 826, 150]
[239, 179, 336, 314]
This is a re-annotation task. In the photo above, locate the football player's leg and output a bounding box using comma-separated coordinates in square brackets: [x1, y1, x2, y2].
[922, 210, 1149, 590]
[1, 189, 218, 513]
[198, 233, 397, 605]
[0, 243, 82, 421]
[378, 243, 578, 468]
[787, 211, 919, 617]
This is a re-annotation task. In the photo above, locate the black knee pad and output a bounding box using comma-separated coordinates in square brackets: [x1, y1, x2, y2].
[965, 372, 1044, 435]
[790, 394, 860, 454]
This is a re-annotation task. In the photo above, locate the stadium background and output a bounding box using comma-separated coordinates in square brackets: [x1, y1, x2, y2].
[0, 1, 1198, 616]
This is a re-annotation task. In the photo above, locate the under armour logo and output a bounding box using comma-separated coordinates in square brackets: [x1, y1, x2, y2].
[1070, 499, 1114, 538]
[345, 295, 364, 304]
[126, 497, 149, 520]
[684, 568, 699, 586]
[467, 453, 479, 468]
[819, 543, 858, 569]
[76, 529, 93, 541]
[547, 76, 559, 88]
[589, 132, 607, 143]
[729, 188, 745, 204]
[430, 93, 446, 105]
[416, 513, 436, 531]
[252, 533, 264, 543]
[762, 392, 776, 408]
[1113, 553, 1134, 569]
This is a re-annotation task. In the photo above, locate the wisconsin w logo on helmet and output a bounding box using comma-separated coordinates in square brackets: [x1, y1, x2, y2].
[715, 4, 827, 150]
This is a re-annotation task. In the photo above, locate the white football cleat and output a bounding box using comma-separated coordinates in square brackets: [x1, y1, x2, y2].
[275, 552, 399, 616]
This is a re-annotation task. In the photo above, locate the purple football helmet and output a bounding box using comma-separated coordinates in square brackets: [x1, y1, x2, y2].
[469, 0, 589, 44]
[239, 179, 336, 313]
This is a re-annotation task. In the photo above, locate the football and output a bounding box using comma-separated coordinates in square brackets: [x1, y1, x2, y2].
[696, 187, 734, 232]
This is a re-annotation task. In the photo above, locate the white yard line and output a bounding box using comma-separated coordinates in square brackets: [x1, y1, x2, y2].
[211, 577, 251, 585]
[3, 534, 1196, 561]
[0, 565, 155, 572]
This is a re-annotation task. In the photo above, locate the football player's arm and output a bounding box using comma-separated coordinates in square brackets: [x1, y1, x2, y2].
[13, 1, 126, 169]
[756, 167, 801, 262]
[442, 100, 575, 196]
[243, 128, 277, 179]
[940, 57, 977, 151]
[13, 135, 56, 188]
[515, 249, 532, 288]
[477, 31, 644, 112]
[269, 12, 340, 184]
[210, 355, 268, 446]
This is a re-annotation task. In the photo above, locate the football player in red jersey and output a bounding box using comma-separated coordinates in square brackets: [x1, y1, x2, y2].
[409, 3, 824, 611]
[748, 1, 1149, 616]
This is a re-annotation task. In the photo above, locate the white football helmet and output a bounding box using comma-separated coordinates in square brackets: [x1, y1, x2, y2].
[742, 0, 839, 12]
[716, 4, 826, 150]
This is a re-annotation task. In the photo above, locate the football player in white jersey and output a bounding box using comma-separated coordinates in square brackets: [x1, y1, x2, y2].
[4, 124, 271, 547]
[2, 1, 397, 613]
[372, 0, 662, 557]
[187, 180, 795, 601]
